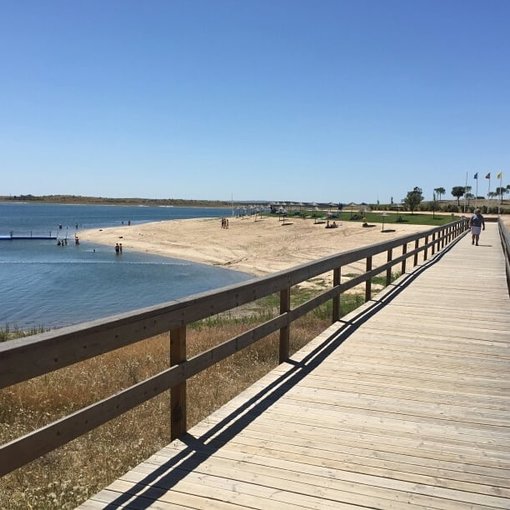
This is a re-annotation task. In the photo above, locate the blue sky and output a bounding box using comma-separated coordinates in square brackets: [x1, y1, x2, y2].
[1, 0, 509, 203]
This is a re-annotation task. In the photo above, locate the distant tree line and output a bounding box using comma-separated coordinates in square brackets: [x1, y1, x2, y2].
[3, 190, 509, 215]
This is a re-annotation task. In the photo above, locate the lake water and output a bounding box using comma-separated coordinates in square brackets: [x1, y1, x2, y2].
[0, 202, 252, 329]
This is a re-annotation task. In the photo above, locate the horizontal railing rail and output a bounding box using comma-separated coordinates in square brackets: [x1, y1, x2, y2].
[0, 218, 468, 476]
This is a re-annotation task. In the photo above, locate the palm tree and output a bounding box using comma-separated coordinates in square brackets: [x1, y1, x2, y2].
[495, 187, 509, 202]
[434, 187, 446, 201]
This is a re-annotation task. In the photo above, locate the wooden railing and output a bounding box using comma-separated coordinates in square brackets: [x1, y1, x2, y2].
[499, 218, 510, 293]
[0, 219, 468, 476]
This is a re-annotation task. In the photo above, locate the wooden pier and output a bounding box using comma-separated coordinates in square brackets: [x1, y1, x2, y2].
[0, 231, 57, 240]
[78, 223, 510, 509]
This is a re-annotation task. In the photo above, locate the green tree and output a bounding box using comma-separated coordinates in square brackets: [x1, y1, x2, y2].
[431, 192, 438, 218]
[434, 187, 446, 201]
[464, 186, 473, 205]
[451, 186, 465, 206]
[404, 187, 423, 214]
[495, 187, 509, 202]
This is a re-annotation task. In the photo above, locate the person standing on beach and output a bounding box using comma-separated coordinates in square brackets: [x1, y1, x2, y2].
[469, 209, 485, 246]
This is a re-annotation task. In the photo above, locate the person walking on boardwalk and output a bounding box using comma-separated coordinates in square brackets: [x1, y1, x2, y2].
[469, 208, 485, 246]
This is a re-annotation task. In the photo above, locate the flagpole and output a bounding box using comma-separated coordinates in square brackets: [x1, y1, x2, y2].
[499, 172, 503, 215]
[475, 174, 478, 208]
[464, 172, 467, 214]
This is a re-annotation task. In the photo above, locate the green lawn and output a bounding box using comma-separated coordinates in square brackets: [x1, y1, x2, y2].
[323, 211, 460, 226]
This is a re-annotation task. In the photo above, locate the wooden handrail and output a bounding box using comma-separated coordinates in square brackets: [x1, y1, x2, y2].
[0, 219, 469, 476]
[498, 218, 510, 294]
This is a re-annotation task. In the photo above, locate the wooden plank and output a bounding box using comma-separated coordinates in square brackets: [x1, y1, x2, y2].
[192, 422, 510, 479]
[113, 468, 358, 510]
[200, 411, 510, 464]
[133, 452, 506, 510]
[204, 434, 510, 489]
[170, 326, 187, 440]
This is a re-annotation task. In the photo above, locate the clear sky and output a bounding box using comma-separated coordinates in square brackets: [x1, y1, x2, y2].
[1, 0, 509, 204]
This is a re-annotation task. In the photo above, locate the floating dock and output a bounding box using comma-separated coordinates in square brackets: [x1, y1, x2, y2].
[0, 232, 58, 240]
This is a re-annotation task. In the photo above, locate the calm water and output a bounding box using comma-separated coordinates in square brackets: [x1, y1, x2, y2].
[0, 202, 251, 329]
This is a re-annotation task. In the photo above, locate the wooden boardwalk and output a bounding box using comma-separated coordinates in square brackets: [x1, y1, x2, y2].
[79, 223, 510, 510]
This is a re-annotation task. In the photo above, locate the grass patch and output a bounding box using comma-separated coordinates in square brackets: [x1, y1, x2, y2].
[0, 324, 46, 342]
[270, 210, 460, 226]
[342, 211, 460, 226]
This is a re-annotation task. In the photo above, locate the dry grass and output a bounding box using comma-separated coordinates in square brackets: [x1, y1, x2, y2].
[0, 294, 335, 509]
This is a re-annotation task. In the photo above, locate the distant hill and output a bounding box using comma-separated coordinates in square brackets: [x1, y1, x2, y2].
[0, 194, 233, 208]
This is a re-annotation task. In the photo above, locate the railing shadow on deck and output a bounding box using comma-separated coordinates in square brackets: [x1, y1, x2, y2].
[99, 232, 467, 510]
[0, 219, 469, 480]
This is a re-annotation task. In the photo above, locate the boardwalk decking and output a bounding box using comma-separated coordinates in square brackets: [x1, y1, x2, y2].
[79, 223, 510, 509]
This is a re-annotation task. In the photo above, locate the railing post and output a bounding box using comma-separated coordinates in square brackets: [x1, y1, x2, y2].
[170, 326, 187, 441]
[386, 249, 393, 286]
[424, 235, 429, 261]
[413, 239, 419, 267]
[365, 256, 372, 302]
[279, 287, 290, 363]
[401, 243, 407, 274]
[332, 267, 341, 322]
[431, 232, 436, 255]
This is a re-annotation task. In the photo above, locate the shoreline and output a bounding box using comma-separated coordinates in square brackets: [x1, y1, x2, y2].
[78, 216, 432, 286]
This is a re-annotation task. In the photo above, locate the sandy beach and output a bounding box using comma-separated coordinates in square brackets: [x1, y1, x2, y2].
[79, 216, 432, 287]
